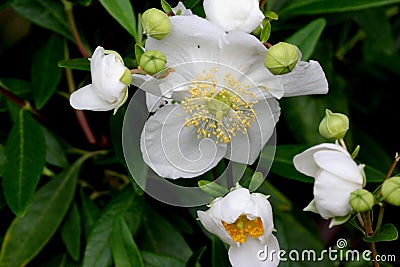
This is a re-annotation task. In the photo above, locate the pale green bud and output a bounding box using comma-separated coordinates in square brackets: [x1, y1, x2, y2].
[139, 50, 167, 75]
[319, 109, 349, 140]
[349, 189, 374, 213]
[382, 176, 400, 206]
[264, 42, 299, 75]
[141, 8, 172, 40]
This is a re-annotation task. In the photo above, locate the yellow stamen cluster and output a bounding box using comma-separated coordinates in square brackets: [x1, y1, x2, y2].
[181, 68, 257, 144]
[222, 214, 264, 243]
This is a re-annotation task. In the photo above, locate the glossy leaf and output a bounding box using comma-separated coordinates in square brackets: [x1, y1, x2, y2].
[80, 189, 101, 239]
[99, 0, 138, 41]
[161, 0, 172, 13]
[185, 246, 206, 267]
[0, 144, 4, 177]
[111, 216, 144, 267]
[286, 18, 326, 61]
[280, 0, 400, 15]
[260, 21, 271, 43]
[363, 223, 398, 243]
[61, 202, 82, 261]
[212, 235, 229, 267]
[31, 34, 64, 109]
[0, 156, 84, 267]
[42, 127, 69, 168]
[58, 58, 90, 71]
[141, 251, 185, 267]
[2, 110, 46, 216]
[198, 180, 229, 198]
[10, 0, 73, 40]
[0, 78, 31, 98]
[82, 190, 143, 267]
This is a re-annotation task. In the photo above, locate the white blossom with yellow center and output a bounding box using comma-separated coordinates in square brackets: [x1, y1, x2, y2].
[197, 187, 280, 267]
[133, 14, 328, 179]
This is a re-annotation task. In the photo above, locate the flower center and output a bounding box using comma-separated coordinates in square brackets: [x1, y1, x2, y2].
[222, 214, 264, 243]
[181, 68, 257, 144]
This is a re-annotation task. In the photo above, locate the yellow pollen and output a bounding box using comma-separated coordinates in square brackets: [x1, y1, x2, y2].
[180, 69, 257, 143]
[222, 214, 264, 243]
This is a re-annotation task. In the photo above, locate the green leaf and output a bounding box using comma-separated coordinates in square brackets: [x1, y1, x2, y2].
[0, 156, 84, 267]
[264, 10, 279, 20]
[280, 0, 400, 15]
[137, 205, 193, 262]
[31, 34, 64, 109]
[58, 58, 90, 71]
[61, 202, 82, 261]
[82, 190, 142, 267]
[212, 235, 229, 267]
[0, 78, 31, 98]
[363, 223, 398, 243]
[161, 0, 172, 13]
[111, 216, 144, 267]
[249, 172, 265, 192]
[99, 0, 138, 41]
[0, 144, 5, 177]
[185, 246, 206, 267]
[2, 110, 46, 216]
[80, 189, 101, 239]
[364, 165, 386, 183]
[260, 21, 271, 43]
[198, 180, 229, 198]
[257, 180, 292, 212]
[267, 144, 313, 183]
[141, 251, 185, 267]
[42, 127, 69, 168]
[286, 18, 326, 61]
[135, 44, 145, 65]
[10, 0, 73, 40]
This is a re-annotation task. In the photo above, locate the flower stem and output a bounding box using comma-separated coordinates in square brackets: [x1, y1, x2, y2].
[62, 0, 90, 58]
[363, 211, 380, 267]
[64, 41, 96, 144]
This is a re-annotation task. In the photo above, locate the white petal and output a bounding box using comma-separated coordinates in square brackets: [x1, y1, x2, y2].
[314, 170, 362, 219]
[282, 60, 329, 97]
[146, 15, 224, 66]
[172, 1, 192, 15]
[69, 84, 118, 111]
[218, 188, 253, 223]
[313, 150, 364, 184]
[140, 105, 227, 179]
[145, 93, 173, 113]
[250, 193, 275, 242]
[90, 47, 127, 102]
[293, 143, 348, 177]
[226, 99, 280, 164]
[228, 235, 280, 267]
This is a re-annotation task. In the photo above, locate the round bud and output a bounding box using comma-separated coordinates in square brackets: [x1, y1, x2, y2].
[349, 189, 374, 213]
[141, 8, 172, 40]
[264, 42, 299, 75]
[382, 176, 400, 206]
[319, 109, 349, 140]
[139, 50, 167, 75]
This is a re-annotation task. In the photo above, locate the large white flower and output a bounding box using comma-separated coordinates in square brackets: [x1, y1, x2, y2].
[133, 15, 328, 179]
[293, 143, 365, 226]
[69, 46, 131, 113]
[203, 0, 264, 33]
[197, 187, 280, 267]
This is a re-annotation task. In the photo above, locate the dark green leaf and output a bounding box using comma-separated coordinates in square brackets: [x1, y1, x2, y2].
[267, 144, 313, 183]
[141, 251, 185, 267]
[80, 188, 101, 239]
[0, 156, 84, 267]
[42, 127, 69, 168]
[364, 165, 386, 183]
[61, 202, 82, 261]
[212, 235, 229, 267]
[99, 0, 138, 41]
[257, 180, 292, 211]
[0, 78, 31, 98]
[137, 205, 193, 262]
[363, 223, 398, 243]
[249, 172, 265, 192]
[82, 190, 142, 267]
[69, 0, 92, 6]
[2, 110, 46, 216]
[31, 34, 64, 109]
[286, 18, 326, 61]
[134, 44, 145, 65]
[280, 0, 400, 15]
[111, 216, 144, 267]
[10, 0, 73, 40]
[185, 246, 206, 267]
[0, 144, 4, 177]
[58, 58, 90, 71]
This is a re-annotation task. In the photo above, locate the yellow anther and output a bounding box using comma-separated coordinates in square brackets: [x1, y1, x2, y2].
[222, 214, 264, 243]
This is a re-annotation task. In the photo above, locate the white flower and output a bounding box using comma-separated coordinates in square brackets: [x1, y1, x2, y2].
[69, 46, 131, 113]
[172, 1, 192, 16]
[293, 143, 365, 226]
[203, 0, 264, 33]
[132, 15, 328, 179]
[197, 187, 280, 267]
